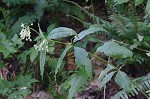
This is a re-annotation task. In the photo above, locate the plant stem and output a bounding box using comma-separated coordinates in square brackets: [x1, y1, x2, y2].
[91, 0, 95, 17]
[30, 28, 41, 36]
[48, 39, 72, 45]
[88, 52, 117, 69]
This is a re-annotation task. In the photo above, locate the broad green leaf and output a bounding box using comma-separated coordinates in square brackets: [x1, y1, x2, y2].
[96, 41, 133, 58]
[11, 34, 24, 48]
[30, 48, 38, 62]
[135, 0, 144, 6]
[74, 47, 92, 78]
[55, 44, 72, 76]
[0, 61, 5, 69]
[48, 27, 77, 39]
[146, 0, 150, 16]
[1, 40, 17, 53]
[68, 69, 88, 99]
[73, 25, 106, 42]
[0, 45, 10, 58]
[113, 0, 128, 5]
[74, 47, 88, 61]
[40, 50, 46, 79]
[0, 40, 17, 58]
[99, 64, 114, 82]
[47, 23, 56, 33]
[18, 53, 27, 63]
[99, 71, 116, 90]
[16, 75, 38, 87]
[0, 32, 6, 40]
[115, 71, 132, 92]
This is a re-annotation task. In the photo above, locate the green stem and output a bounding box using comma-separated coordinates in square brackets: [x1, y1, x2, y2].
[88, 52, 117, 69]
[30, 28, 43, 37]
[47, 38, 72, 45]
[91, 0, 95, 16]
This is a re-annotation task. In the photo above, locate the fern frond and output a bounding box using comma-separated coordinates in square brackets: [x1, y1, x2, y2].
[139, 74, 150, 92]
[110, 73, 150, 99]
[63, 0, 104, 24]
[110, 90, 129, 99]
[144, 36, 150, 42]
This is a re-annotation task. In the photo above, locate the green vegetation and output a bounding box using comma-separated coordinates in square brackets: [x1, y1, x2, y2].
[0, 0, 150, 99]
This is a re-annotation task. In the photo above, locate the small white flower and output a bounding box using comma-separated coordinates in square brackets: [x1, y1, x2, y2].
[34, 39, 49, 52]
[46, 49, 49, 52]
[20, 23, 32, 41]
[21, 23, 24, 27]
[20, 86, 27, 90]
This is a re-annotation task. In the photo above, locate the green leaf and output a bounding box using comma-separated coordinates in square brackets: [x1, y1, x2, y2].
[115, 71, 132, 92]
[113, 0, 128, 5]
[99, 71, 116, 90]
[73, 25, 106, 42]
[55, 44, 72, 76]
[0, 61, 5, 69]
[47, 23, 56, 33]
[30, 48, 38, 62]
[74, 47, 92, 78]
[0, 40, 17, 57]
[68, 69, 88, 99]
[96, 41, 133, 58]
[18, 53, 27, 63]
[11, 34, 24, 48]
[98, 64, 114, 82]
[40, 50, 46, 79]
[135, 0, 144, 6]
[0, 45, 10, 58]
[146, 0, 150, 16]
[48, 27, 77, 39]
[0, 32, 6, 40]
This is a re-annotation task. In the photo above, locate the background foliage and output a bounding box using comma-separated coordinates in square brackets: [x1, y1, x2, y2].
[0, 0, 150, 99]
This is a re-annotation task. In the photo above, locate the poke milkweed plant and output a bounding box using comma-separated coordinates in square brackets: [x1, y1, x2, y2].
[19, 22, 149, 99]
[19, 1, 150, 99]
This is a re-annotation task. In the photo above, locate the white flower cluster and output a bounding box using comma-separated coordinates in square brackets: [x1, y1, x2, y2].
[20, 23, 33, 41]
[34, 39, 49, 52]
